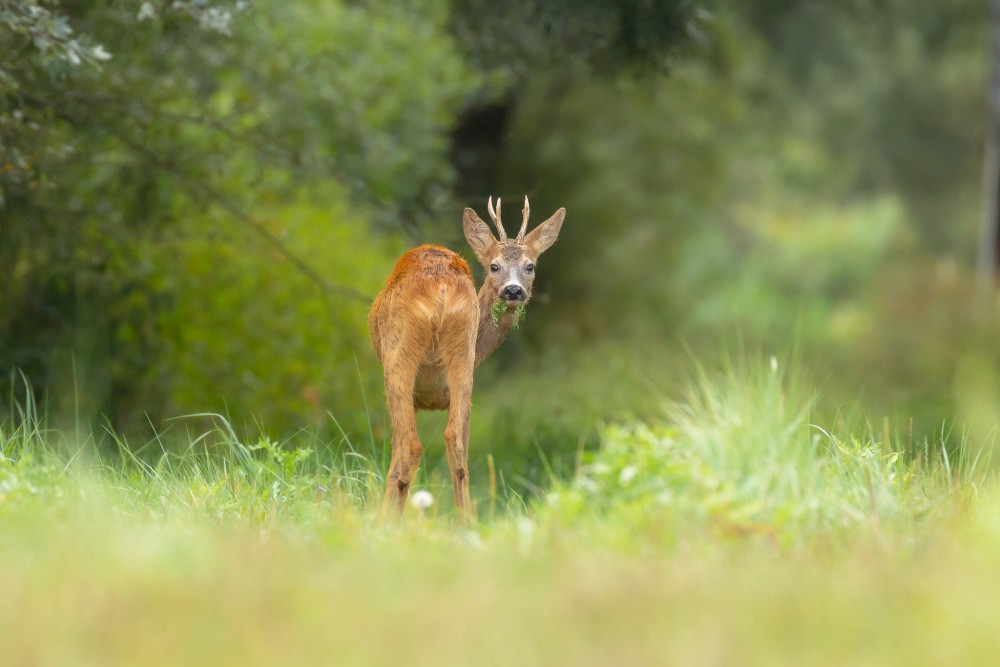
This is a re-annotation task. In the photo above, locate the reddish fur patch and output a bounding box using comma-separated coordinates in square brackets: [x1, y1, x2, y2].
[449, 253, 473, 278]
[383, 245, 472, 288]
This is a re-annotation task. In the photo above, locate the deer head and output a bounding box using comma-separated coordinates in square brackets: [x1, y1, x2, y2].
[463, 196, 566, 307]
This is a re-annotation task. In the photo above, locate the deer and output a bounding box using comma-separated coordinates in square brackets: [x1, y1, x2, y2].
[368, 196, 565, 521]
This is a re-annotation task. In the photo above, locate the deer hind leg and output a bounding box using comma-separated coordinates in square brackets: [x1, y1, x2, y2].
[379, 329, 428, 518]
[442, 327, 476, 523]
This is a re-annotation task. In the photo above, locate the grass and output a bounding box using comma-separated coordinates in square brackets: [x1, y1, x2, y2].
[2, 355, 999, 665]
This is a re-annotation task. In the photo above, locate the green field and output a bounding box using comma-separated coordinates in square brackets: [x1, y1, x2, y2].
[4, 357, 997, 666]
[4, 2, 997, 665]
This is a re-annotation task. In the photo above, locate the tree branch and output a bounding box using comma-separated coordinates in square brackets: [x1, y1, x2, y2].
[108, 128, 372, 305]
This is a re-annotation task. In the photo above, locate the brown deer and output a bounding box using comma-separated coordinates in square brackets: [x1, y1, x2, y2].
[368, 196, 565, 520]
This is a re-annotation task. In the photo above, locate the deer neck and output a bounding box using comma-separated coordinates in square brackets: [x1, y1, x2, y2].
[475, 283, 520, 367]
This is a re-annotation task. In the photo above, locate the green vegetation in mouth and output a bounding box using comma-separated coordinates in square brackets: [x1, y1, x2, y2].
[492, 298, 527, 329]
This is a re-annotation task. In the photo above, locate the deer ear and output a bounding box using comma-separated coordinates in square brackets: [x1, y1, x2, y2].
[463, 208, 496, 264]
[523, 208, 565, 257]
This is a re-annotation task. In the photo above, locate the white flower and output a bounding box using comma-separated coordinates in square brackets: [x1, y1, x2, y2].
[137, 2, 157, 22]
[92, 45, 112, 61]
[619, 465, 638, 484]
[410, 489, 434, 510]
[516, 517, 535, 554]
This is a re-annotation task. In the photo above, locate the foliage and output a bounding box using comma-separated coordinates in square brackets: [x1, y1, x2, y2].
[463, 0, 990, 449]
[544, 356, 961, 550]
[0, 353, 983, 539]
[491, 299, 526, 329]
[740, 0, 987, 250]
[493, 0, 984, 338]
[450, 0, 706, 77]
[146, 191, 400, 434]
[497, 63, 741, 341]
[1, 0, 476, 435]
[0, 392, 382, 525]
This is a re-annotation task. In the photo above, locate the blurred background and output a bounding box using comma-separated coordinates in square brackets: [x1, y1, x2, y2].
[1, 0, 995, 491]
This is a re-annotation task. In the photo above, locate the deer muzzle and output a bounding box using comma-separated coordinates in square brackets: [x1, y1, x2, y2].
[500, 284, 527, 302]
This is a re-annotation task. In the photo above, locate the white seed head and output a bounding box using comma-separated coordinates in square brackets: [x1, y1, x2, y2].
[619, 465, 638, 485]
[410, 489, 434, 510]
[137, 1, 157, 21]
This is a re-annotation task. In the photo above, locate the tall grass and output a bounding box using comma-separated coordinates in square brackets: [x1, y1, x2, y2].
[0, 382, 384, 534]
[1, 354, 988, 542]
[543, 354, 985, 552]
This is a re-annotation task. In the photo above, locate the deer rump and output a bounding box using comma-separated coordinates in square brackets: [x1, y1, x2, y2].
[368, 244, 479, 411]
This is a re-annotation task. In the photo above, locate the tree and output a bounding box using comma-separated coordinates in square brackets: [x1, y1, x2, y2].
[445, 0, 706, 198]
[979, 0, 1000, 287]
[1, 0, 478, 435]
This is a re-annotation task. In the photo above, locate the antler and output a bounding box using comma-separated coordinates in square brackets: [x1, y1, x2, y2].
[517, 195, 530, 243]
[487, 196, 508, 242]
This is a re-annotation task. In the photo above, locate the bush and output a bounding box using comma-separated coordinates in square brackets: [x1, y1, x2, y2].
[544, 356, 958, 550]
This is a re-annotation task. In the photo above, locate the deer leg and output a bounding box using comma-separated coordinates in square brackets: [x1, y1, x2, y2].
[380, 351, 424, 518]
[443, 341, 475, 523]
[453, 406, 473, 521]
[444, 387, 472, 522]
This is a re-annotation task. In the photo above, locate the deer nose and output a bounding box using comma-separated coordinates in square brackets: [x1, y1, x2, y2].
[501, 284, 526, 302]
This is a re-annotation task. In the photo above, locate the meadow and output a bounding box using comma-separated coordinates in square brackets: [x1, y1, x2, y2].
[3, 356, 998, 666]
[3, 3, 996, 664]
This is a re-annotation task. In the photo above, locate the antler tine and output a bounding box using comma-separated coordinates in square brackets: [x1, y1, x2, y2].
[517, 195, 530, 243]
[487, 195, 507, 242]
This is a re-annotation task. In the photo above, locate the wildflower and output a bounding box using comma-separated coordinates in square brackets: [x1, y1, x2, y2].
[137, 2, 157, 21]
[410, 489, 434, 510]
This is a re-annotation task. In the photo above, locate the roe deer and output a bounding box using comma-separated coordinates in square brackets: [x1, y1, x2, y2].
[369, 196, 565, 520]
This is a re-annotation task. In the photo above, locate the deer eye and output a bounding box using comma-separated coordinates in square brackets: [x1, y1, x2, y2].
[525, 262, 534, 273]
[490, 263, 500, 273]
